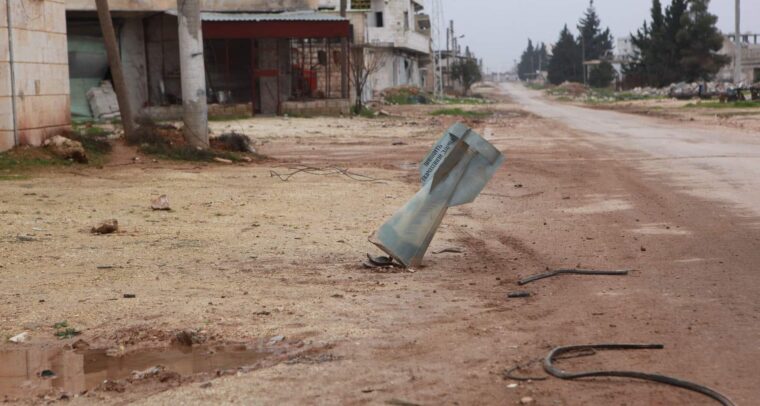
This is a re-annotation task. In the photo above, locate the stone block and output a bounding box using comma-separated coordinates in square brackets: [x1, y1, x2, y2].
[0, 130, 14, 151]
[0, 96, 13, 130]
[45, 0, 67, 34]
[0, 61, 10, 96]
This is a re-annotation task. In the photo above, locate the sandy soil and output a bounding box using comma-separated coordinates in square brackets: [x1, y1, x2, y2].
[1, 85, 759, 405]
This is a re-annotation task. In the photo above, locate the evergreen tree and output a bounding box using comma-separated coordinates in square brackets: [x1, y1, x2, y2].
[536, 43, 549, 72]
[517, 40, 536, 80]
[577, 0, 613, 61]
[577, 0, 614, 87]
[676, 0, 729, 82]
[548, 26, 582, 85]
[625, 0, 727, 87]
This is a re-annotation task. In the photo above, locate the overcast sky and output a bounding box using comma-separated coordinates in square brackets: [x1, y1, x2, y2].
[437, 0, 759, 72]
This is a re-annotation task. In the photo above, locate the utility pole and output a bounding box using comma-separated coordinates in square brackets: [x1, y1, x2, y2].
[581, 36, 587, 86]
[340, 0, 349, 99]
[177, 0, 209, 149]
[734, 0, 742, 85]
[95, 0, 136, 138]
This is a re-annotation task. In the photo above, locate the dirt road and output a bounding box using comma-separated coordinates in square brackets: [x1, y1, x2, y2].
[1, 85, 759, 405]
[507, 82, 760, 218]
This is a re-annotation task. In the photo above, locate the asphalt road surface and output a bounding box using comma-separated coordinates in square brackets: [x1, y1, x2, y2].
[505, 82, 760, 219]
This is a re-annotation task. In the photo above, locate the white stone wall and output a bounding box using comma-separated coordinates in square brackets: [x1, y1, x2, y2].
[1, 0, 70, 151]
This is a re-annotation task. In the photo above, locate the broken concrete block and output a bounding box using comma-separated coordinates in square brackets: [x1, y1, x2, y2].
[86, 81, 120, 120]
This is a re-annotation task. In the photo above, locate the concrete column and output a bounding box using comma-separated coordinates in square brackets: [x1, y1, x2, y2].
[120, 18, 149, 115]
[177, 0, 208, 148]
[734, 0, 742, 84]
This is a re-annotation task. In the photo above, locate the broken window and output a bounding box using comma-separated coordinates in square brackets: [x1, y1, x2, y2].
[404, 12, 409, 31]
[375, 12, 384, 28]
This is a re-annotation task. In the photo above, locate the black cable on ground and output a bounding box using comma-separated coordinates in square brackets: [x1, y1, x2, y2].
[517, 269, 630, 285]
[543, 344, 735, 406]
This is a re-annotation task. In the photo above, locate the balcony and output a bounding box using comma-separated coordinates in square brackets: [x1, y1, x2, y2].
[367, 26, 430, 54]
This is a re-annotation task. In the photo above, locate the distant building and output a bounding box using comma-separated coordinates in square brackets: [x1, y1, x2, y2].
[319, 0, 433, 101]
[717, 33, 760, 84]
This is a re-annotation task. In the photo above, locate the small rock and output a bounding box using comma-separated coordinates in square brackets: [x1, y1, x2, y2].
[200, 382, 213, 389]
[521, 397, 534, 404]
[150, 195, 171, 211]
[242, 156, 253, 163]
[91, 219, 118, 234]
[9, 332, 30, 343]
[268, 335, 285, 345]
[213, 157, 233, 164]
[16, 235, 37, 242]
[507, 383, 518, 389]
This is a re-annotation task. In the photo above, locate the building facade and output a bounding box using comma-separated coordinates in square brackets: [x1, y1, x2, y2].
[1, 0, 70, 151]
[66, 0, 350, 120]
[718, 34, 760, 84]
[320, 0, 432, 102]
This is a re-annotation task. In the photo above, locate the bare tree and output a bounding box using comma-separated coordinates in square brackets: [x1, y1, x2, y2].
[95, 0, 135, 138]
[349, 46, 387, 113]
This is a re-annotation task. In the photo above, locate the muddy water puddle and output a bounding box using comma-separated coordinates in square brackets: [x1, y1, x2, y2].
[0, 340, 296, 400]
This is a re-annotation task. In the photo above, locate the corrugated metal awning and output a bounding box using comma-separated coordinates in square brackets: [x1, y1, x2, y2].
[166, 10, 347, 23]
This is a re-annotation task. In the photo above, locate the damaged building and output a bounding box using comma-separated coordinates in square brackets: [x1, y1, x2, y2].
[65, 0, 351, 121]
[319, 0, 432, 102]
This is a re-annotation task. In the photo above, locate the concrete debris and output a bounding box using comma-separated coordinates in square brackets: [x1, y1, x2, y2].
[8, 332, 30, 343]
[87, 81, 121, 120]
[151, 195, 171, 211]
[131, 366, 164, 380]
[44, 135, 88, 163]
[268, 335, 286, 345]
[91, 219, 119, 235]
[371, 123, 505, 268]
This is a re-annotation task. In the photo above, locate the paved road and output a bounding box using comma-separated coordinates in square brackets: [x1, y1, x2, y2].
[504, 82, 760, 218]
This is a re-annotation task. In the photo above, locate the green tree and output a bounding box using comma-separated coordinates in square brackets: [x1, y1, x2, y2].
[577, 0, 614, 87]
[547, 25, 582, 85]
[676, 0, 729, 82]
[577, 0, 613, 61]
[625, 0, 727, 87]
[588, 62, 616, 87]
[451, 58, 482, 95]
[517, 40, 536, 81]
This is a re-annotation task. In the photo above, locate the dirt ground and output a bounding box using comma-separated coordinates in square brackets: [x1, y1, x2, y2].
[1, 85, 759, 405]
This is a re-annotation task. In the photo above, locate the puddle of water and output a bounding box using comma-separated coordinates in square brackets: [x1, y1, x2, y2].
[0, 342, 285, 399]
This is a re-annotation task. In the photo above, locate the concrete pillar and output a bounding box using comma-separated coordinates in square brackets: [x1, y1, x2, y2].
[120, 18, 149, 115]
[177, 0, 208, 148]
[734, 0, 742, 84]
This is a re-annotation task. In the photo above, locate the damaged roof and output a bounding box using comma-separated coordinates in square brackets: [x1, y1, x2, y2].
[165, 10, 348, 22]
